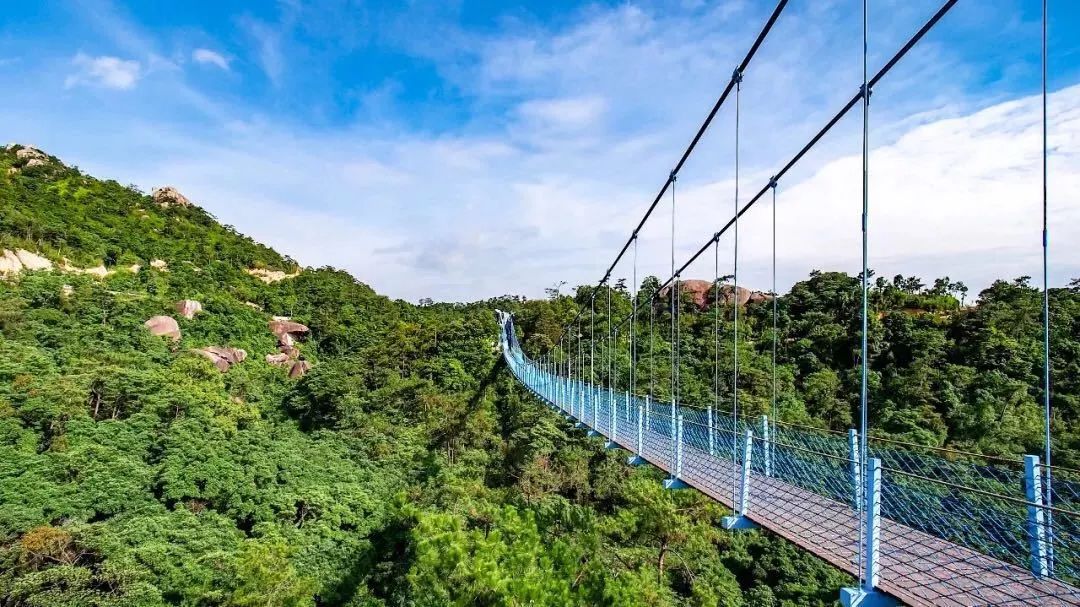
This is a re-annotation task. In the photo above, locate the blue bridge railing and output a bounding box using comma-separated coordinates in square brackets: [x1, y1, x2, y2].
[496, 310, 1080, 606]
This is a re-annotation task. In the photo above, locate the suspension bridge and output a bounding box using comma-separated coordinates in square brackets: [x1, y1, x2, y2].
[494, 0, 1075, 605]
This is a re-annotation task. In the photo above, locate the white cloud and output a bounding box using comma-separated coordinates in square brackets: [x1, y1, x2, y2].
[65, 53, 141, 89]
[517, 96, 608, 130]
[192, 48, 230, 71]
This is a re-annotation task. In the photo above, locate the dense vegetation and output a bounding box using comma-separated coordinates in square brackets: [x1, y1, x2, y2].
[1, 144, 1076, 605]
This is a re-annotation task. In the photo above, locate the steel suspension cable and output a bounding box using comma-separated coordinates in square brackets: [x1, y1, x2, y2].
[541, 0, 790, 359]
[605, 0, 961, 330]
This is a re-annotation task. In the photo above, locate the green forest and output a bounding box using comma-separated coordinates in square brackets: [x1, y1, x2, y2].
[1, 144, 1077, 606]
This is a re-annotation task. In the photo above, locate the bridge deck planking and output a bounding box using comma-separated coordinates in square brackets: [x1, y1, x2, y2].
[527, 381, 1080, 607]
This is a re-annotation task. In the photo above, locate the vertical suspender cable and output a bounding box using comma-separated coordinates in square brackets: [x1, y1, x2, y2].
[771, 179, 778, 442]
[650, 296, 656, 399]
[591, 296, 596, 387]
[670, 173, 678, 433]
[858, 0, 871, 590]
[632, 236, 638, 396]
[714, 238, 720, 447]
[732, 68, 743, 506]
[608, 283, 614, 405]
[1041, 0, 1054, 565]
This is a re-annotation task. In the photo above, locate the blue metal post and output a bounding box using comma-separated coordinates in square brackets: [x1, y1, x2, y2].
[761, 415, 772, 477]
[629, 404, 646, 465]
[723, 428, 758, 530]
[588, 385, 599, 437]
[605, 390, 619, 449]
[707, 405, 715, 456]
[664, 414, 689, 490]
[1025, 454, 1050, 577]
[849, 428, 862, 508]
[841, 458, 896, 607]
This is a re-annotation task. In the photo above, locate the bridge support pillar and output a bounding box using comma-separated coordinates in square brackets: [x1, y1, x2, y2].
[841, 458, 897, 607]
[628, 404, 646, 465]
[723, 428, 758, 530]
[1024, 454, 1051, 577]
[663, 414, 689, 490]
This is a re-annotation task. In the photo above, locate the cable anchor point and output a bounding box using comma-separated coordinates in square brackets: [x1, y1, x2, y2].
[732, 68, 743, 84]
[860, 83, 873, 101]
[768, 176, 778, 190]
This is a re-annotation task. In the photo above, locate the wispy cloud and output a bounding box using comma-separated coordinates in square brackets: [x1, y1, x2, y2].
[192, 48, 230, 71]
[65, 53, 141, 89]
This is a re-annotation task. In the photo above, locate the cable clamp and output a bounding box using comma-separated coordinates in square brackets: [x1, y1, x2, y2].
[669, 170, 677, 183]
[860, 83, 873, 101]
[732, 68, 743, 84]
[768, 176, 778, 189]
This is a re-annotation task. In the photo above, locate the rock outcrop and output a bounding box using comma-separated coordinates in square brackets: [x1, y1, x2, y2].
[659, 279, 771, 310]
[266, 318, 312, 376]
[269, 320, 310, 343]
[150, 259, 168, 271]
[144, 316, 181, 341]
[288, 359, 312, 378]
[195, 346, 247, 372]
[0, 249, 53, 277]
[14, 146, 49, 169]
[247, 268, 300, 284]
[152, 187, 191, 208]
[266, 353, 292, 366]
[175, 300, 202, 320]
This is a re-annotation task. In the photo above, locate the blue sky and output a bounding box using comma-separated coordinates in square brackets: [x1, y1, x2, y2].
[1, 0, 1078, 301]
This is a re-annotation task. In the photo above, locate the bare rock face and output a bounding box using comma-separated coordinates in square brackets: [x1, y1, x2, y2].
[14, 146, 49, 170]
[266, 353, 292, 366]
[269, 320, 309, 341]
[247, 268, 300, 284]
[243, 301, 263, 311]
[195, 346, 247, 372]
[288, 359, 312, 379]
[0, 249, 53, 277]
[152, 187, 191, 208]
[150, 259, 168, 272]
[659, 279, 771, 310]
[144, 316, 181, 341]
[175, 300, 203, 320]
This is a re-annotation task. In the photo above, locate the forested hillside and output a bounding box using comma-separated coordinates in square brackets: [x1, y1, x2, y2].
[1, 143, 1076, 606]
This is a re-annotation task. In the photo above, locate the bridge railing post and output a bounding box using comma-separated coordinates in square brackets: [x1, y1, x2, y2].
[760, 415, 771, 477]
[645, 395, 651, 433]
[707, 405, 715, 456]
[663, 414, 689, 490]
[629, 404, 645, 466]
[605, 390, 619, 449]
[840, 458, 896, 607]
[723, 428, 758, 530]
[1025, 454, 1051, 578]
[849, 429, 862, 508]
